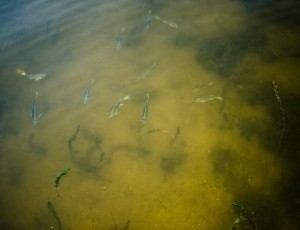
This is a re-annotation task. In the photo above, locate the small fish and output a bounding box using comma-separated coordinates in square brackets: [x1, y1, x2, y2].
[153, 15, 179, 29]
[141, 93, 150, 124]
[134, 62, 157, 82]
[27, 73, 47, 81]
[146, 129, 168, 134]
[193, 95, 222, 103]
[31, 92, 42, 126]
[108, 95, 130, 118]
[17, 69, 47, 81]
[83, 79, 94, 104]
[17, 69, 27, 76]
[116, 27, 125, 50]
[145, 10, 152, 30]
[192, 82, 214, 93]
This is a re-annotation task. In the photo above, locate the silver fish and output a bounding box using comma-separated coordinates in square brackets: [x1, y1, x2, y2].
[141, 93, 150, 124]
[108, 95, 130, 118]
[83, 79, 94, 104]
[116, 27, 125, 50]
[192, 82, 214, 93]
[145, 10, 152, 30]
[31, 92, 42, 126]
[27, 73, 47, 81]
[134, 62, 157, 82]
[193, 95, 222, 103]
[153, 15, 179, 29]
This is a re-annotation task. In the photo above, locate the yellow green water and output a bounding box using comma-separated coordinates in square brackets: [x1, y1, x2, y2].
[0, 0, 299, 229]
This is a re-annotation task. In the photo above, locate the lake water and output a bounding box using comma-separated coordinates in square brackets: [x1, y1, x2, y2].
[0, 0, 299, 229]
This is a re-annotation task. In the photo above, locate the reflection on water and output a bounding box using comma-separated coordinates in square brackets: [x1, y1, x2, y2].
[0, 0, 300, 229]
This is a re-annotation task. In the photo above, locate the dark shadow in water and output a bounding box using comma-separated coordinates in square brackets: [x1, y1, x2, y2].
[228, 182, 295, 230]
[240, 0, 300, 28]
[172, 32, 199, 49]
[196, 30, 266, 76]
[7, 165, 25, 186]
[67, 125, 106, 177]
[1, 115, 19, 137]
[219, 76, 285, 153]
[160, 152, 186, 175]
[125, 23, 144, 48]
[210, 146, 246, 189]
[0, 99, 8, 117]
[28, 133, 48, 156]
[209, 147, 275, 229]
[110, 144, 150, 157]
[160, 126, 188, 181]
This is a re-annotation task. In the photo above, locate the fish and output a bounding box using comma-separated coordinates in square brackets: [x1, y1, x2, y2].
[134, 62, 157, 82]
[153, 15, 179, 29]
[141, 93, 150, 124]
[108, 95, 130, 118]
[146, 129, 168, 134]
[31, 92, 42, 126]
[145, 10, 152, 30]
[17, 69, 47, 81]
[192, 82, 214, 93]
[116, 27, 125, 50]
[83, 79, 94, 104]
[27, 73, 47, 81]
[193, 95, 222, 103]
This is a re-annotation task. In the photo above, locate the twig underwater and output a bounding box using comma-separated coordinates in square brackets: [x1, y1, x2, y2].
[272, 81, 286, 153]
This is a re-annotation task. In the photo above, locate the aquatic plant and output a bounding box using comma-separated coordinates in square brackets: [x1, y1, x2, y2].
[231, 201, 257, 230]
[272, 81, 285, 153]
[47, 201, 62, 230]
[55, 167, 71, 188]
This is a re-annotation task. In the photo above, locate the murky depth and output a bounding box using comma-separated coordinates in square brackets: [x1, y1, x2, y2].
[0, 0, 300, 229]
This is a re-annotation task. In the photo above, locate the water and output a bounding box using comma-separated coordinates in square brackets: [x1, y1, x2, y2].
[0, 0, 299, 229]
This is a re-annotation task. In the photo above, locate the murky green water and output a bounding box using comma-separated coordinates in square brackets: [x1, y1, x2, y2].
[0, 0, 299, 229]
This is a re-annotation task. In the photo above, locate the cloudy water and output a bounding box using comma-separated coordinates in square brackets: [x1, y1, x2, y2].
[0, 0, 300, 229]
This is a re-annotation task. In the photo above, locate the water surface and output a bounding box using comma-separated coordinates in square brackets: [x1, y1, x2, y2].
[0, 0, 299, 229]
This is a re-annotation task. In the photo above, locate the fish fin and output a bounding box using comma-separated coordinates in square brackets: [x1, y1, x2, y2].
[123, 95, 130, 100]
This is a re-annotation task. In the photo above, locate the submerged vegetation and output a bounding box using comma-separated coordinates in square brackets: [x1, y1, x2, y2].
[196, 30, 265, 76]
[47, 202, 62, 230]
[55, 167, 71, 188]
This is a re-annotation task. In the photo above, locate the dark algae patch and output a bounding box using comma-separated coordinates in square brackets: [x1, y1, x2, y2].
[230, 201, 258, 230]
[210, 146, 245, 188]
[196, 30, 265, 76]
[160, 152, 186, 175]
